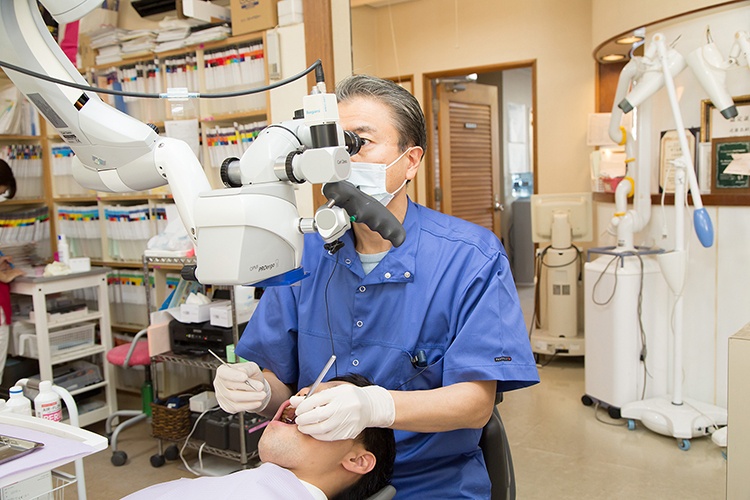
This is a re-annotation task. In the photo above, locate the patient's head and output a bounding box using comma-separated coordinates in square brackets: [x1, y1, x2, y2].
[258, 374, 396, 500]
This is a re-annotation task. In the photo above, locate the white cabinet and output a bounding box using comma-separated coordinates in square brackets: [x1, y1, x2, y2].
[727, 323, 750, 498]
[10, 268, 117, 427]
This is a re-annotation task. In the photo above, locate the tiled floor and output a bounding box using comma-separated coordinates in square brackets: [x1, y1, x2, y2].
[59, 285, 726, 499]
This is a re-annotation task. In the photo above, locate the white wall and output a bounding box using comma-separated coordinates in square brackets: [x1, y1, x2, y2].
[351, 0, 596, 199]
[591, 0, 739, 49]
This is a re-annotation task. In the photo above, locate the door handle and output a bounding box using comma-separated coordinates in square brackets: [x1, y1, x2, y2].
[494, 195, 504, 212]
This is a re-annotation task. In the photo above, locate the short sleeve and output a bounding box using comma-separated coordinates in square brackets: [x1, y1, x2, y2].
[442, 252, 539, 392]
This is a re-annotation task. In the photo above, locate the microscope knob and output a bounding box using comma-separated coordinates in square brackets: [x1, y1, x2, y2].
[220, 157, 242, 187]
[147, 123, 160, 134]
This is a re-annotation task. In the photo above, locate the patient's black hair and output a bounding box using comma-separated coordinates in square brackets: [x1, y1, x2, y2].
[0, 159, 16, 199]
[329, 374, 396, 500]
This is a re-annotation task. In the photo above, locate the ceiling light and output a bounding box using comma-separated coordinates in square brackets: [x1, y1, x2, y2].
[616, 35, 645, 45]
[601, 54, 626, 62]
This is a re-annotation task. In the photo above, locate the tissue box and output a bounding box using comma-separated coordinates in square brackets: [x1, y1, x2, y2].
[180, 300, 230, 324]
[69, 257, 91, 273]
[209, 301, 257, 328]
[190, 391, 218, 412]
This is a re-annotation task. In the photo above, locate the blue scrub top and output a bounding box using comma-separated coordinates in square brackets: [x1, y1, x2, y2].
[236, 199, 539, 499]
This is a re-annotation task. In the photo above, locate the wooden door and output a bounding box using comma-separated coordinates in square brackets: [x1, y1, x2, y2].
[437, 83, 501, 236]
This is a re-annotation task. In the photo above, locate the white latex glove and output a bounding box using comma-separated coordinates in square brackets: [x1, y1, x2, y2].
[290, 384, 395, 441]
[213, 362, 271, 414]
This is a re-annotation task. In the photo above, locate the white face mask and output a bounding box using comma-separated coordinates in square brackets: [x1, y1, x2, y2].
[347, 147, 413, 206]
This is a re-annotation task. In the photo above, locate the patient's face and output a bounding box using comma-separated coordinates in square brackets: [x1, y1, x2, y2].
[258, 381, 359, 471]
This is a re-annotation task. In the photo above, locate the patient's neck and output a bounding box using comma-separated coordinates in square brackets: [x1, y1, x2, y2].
[294, 467, 355, 499]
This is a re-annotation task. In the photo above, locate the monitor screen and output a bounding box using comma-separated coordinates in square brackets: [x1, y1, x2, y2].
[530, 193, 593, 243]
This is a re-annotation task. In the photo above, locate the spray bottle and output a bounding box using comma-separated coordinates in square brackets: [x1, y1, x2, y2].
[7, 386, 32, 415]
[57, 234, 70, 265]
[34, 381, 62, 422]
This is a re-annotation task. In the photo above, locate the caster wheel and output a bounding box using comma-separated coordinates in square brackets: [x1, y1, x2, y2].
[165, 445, 180, 461]
[150, 454, 166, 468]
[111, 450, 127, 466]
[678, 439, 691, 451]
[608, 406, 621, 419]
[581, 395, 593, 406]
[627, 419, 636, 431]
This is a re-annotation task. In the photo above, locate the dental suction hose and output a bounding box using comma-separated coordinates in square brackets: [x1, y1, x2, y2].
[323, 181, 406, 247]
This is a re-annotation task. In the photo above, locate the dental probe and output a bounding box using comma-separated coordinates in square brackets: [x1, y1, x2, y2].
[208, 349, 253, 386]
[305, 355, 337, 399]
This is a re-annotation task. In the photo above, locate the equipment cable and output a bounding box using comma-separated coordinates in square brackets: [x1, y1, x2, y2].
[323, 253, 340, 378]
[0, 58, 323, 99]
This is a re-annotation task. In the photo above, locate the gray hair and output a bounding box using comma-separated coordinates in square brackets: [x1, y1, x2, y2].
[336, 75, 427, 156]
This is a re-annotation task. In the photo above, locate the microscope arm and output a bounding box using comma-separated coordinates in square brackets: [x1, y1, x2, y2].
[0, 0, 210, 242]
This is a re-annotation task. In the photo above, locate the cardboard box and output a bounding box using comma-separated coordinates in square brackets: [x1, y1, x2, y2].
[78, 34, 96, 69]
[78, 7, 118, 34]
[231, 0, 279, 36]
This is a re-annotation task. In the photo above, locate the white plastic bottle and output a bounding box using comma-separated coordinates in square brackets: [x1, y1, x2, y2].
[0, 399, 12, 413]
[7, 386, 32, 415]
[34, 381, 62, 422]
[57, 234, 70, 265]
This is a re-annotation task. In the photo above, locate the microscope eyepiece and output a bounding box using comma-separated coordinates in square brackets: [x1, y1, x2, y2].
[344, 130, 363, 156]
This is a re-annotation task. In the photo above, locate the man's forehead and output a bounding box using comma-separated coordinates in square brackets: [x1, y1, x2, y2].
[339, 97, 394, 130]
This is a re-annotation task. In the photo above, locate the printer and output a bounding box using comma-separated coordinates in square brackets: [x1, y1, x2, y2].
[169, 320, 248, 358]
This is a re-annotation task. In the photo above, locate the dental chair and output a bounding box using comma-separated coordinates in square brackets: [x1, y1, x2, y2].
[366, 395, 515, 500]
[481, 395, 516, 500]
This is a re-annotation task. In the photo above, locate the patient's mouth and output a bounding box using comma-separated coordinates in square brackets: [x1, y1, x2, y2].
[281, 404, 296, 424]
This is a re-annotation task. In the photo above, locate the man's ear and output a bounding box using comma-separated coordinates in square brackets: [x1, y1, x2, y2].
[341, 449, 376, 476]
[405, 146, 423, 181]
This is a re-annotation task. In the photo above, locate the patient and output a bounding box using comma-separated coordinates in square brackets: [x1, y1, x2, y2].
[123, 374, 396, 500]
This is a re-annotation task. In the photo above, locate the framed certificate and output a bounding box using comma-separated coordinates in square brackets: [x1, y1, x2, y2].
[711, 136, 750, 193]
[659, 128, 699, 193]
[701, 95, 750, 142]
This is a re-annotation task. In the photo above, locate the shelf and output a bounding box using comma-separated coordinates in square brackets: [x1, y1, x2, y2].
[0, 134, 41, 141]
[51, 344, 106, 366]
[145, 255, 196, 270]
[201, 109, 267, 123]
[76, 403, 111, 428]
[97, 193, 172, 202]
[68, 380, 108, 397]
[111, 323, 147, 333]
[0, 198, 47, 206]
[91, 259, 145, 269]
[20, 311, 102, 328]
[152, 352, 220, 370]
[593, 192, 750, 206]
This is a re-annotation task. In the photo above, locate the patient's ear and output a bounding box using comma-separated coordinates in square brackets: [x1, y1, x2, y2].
[341, 449, 376, 476]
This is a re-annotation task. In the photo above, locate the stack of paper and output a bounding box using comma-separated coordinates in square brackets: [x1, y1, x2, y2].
[120, 31, 157, 59]
[0, 207, 50, 245]
[56, 205, 102, 260]
[0, 144, 43, 198]
[184, 24, 231, 45]
[104, 204, 153, 262]
[95, 45, 123, 65]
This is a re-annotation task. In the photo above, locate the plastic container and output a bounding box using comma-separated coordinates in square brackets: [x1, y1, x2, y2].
[7, 386, 32, 415]
[0, 399, 12, 413]
[57, 234, 70, 265]
[34, 381, 62, 422]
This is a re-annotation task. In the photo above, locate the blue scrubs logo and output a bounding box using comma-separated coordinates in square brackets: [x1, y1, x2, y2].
[494, 356, 512, 362]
